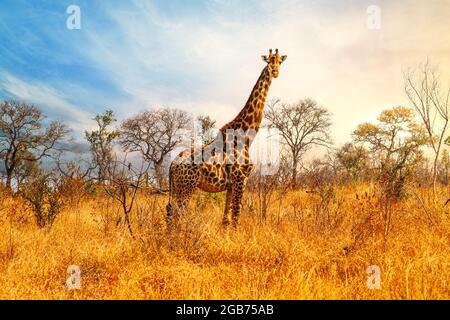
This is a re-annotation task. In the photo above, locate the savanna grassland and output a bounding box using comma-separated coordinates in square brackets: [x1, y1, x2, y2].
[0, 183, 449, 300]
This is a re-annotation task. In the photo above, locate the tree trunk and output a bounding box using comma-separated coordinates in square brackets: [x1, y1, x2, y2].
[5, 163, 14, 190]
[292, 158, 298, 188]
[432, 151, 438, 201]
[5, 174, 12, 189]
[154, 162, 166, 189]
[98, 167, 104, 185]
[432, 143, 442, 203]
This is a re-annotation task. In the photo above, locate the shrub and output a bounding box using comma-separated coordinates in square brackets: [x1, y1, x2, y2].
[21, 173, 64, 228]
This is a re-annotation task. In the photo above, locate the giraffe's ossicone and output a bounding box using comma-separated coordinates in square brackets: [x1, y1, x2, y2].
[166, 49, 287, 228]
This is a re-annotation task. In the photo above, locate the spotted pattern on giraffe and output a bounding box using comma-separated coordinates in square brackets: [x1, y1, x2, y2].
[166, 49, 287, 228]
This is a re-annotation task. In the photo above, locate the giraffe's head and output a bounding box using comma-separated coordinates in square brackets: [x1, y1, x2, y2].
[262, 49, 287, 78]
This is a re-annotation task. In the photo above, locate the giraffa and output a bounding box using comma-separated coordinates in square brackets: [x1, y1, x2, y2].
[166, 49, 287, 227]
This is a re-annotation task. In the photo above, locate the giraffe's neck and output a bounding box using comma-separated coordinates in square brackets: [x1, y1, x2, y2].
[221, 66, 272, 133]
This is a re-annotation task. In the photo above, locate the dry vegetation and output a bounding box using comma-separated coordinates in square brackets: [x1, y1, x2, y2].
[0, 183, 449, 300]
[0, 60, 449, 300]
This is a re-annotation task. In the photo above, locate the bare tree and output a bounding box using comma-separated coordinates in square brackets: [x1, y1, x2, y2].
[0, 101, 68, 189]
[120, 108, 191, 189]
[56, 157, 94, 181]
[85, 110, 119, 184]
[405, 61, 450, 197]
[197, 115, 216, 147]
[265, 98, 332, 186]
[246, 164, 279, 224]
[104, 155, 150, 238]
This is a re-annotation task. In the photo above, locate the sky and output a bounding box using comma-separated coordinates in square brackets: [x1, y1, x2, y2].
[0, 0, 449, 152]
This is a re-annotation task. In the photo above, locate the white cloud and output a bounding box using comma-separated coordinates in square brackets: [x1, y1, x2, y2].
[4, 0, 449, 149]
[80, 0, 449, 144]
[0, 72, 93, 132]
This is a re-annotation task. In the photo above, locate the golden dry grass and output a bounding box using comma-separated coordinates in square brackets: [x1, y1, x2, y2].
[0, 184, 449, 300]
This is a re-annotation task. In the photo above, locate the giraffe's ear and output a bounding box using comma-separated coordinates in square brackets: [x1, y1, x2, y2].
[262, 55, 269, 63]
[281, 55, 287, 63]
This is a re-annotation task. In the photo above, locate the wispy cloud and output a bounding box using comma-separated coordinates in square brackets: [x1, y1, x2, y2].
[0, 72, 93, 131]
[0, 0, 449, 146]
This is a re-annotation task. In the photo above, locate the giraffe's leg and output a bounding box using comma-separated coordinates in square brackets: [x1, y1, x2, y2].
[231, 179, 246, 228]
[166, 195, 183, 226]
[222, 189, 233, 227]
[167, 190, 196, 228]
[166, 167, 178, 225]
[230, 164, 253, 228]
[166, 165, 199, 229]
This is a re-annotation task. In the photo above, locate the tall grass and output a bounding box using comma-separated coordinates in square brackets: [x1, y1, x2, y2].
[0, 184, 449, 299]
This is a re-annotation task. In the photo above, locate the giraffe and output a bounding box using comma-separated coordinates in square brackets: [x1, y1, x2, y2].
[166, 49, 287, 228]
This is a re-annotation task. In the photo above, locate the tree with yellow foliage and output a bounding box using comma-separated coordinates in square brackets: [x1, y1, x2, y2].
[353, 106, 428, 199]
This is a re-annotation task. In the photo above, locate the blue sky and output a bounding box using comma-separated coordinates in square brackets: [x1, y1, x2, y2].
[0, 0, 449, 147]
